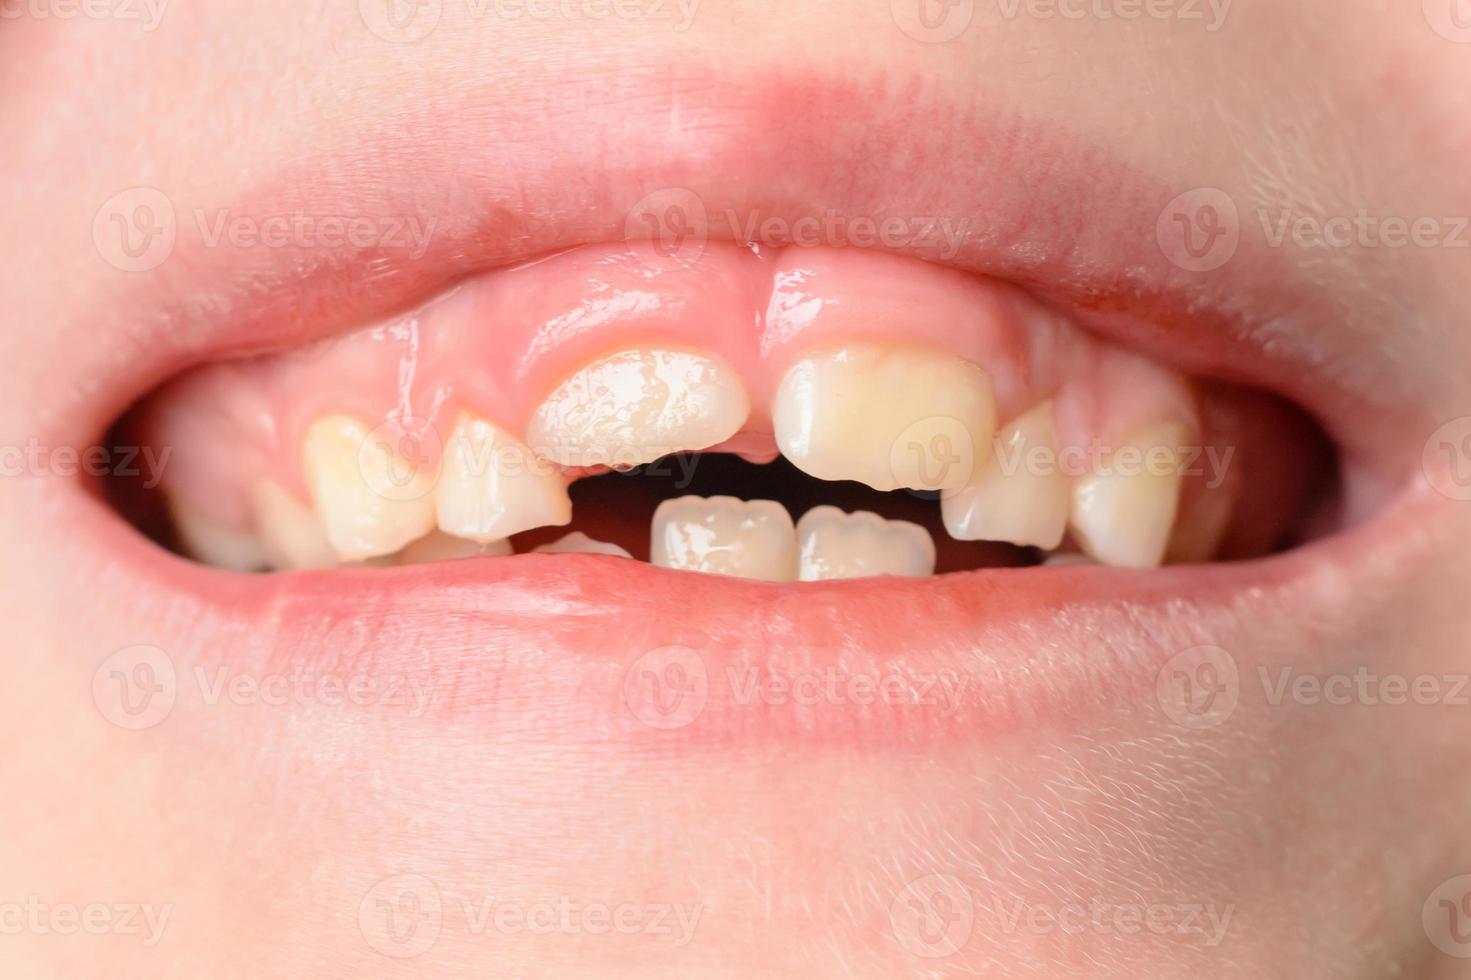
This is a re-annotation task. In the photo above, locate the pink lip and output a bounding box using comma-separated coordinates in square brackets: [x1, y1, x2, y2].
[45, 65, 1441, 750]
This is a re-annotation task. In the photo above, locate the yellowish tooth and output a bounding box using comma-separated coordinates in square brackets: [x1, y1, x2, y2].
[650, 495, 797, 581]
[526, 348, 749, 470]
[302, 414, 438, 561]
[771, 345, 996, 492]
[532, 532, 633, 559]
[942, 401, 1068, 549]
[1069, 421, 1190, 569]
[251, 480, 337, 571]
[436, 413, 571, 542]
[171, 504, 267, 572]
[796, 505, 936, 581]
[399, 529, 513, 564]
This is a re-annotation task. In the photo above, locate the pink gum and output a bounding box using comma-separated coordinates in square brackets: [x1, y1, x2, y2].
[139, 242, 1198, 525]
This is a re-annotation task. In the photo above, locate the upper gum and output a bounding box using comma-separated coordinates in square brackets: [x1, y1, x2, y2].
[138, 240, 1198, 526]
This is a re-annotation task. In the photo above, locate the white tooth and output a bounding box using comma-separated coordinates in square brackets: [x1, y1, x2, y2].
[399, 529, 513, 564]
[526, 348, 749, 470]
[1069, 421, 1189, 569]
[302, 414, 438, 561]
[251, 481, 337, 571]
[436, 413, 571, 542]
[532, 532, 633, 559]
[942, 402, 1068, 549]
[171, 504, 267, 572]
[772, 345, 996, 492]
[796, 505, 936, 581]
[650, 495, 797, 581]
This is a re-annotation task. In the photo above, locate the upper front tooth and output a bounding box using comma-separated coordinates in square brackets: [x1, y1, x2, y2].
[772, 345, 997, 492]
[532, 531, 633, 559]
[436, 413, 572, 542]
[252, 480, 337, 570]
[942, 401, 1069, 549]
[650, 495, 797, 581]
[303, 414, 438, 561]
[1069, 421, 1189, 568]
[796, 505, 936, 581]
[526, 348, 750, 470]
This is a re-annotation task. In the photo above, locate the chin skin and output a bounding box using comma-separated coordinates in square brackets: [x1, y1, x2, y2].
[3, 1, 1471, 978]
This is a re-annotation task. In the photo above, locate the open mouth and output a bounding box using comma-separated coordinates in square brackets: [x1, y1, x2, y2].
[116, 240, 1333, 580]
[44, 68, 1437, 751]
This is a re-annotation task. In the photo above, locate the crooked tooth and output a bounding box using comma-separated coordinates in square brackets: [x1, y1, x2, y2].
[526, 348, 749, 470]
[251, 480, 337, 571]
[650, 495, 797, 581]
[942, 402, 1068, 549]
[772, 345, 996, 492]
[1069, 421, 1189, 569]
[532, 532, 633, 559]
[399, 529, 513, 564]
[796, 505, 936, 581]
[171, 505, 267, 572]
[436, 413, 572, 542]
[302, 414, 438, 561]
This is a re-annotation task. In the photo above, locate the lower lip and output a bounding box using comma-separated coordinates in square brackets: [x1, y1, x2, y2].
[71, 471, 1429, 749]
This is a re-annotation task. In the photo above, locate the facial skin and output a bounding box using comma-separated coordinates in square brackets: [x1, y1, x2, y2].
[2, 1, 1470, 977]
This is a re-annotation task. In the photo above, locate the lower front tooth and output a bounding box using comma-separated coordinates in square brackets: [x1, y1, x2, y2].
[532, 532, 633, 558]
[796, 505, 936, 581]
[1069, 421, 1189, 569]
[650, 495, 798, 581]
[399, 529, 513, 564]
[303, 414, 439, 561]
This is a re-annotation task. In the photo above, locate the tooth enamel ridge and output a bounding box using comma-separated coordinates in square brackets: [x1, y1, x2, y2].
[650, 495, 798, 581]
[796, 505, 936, 581]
